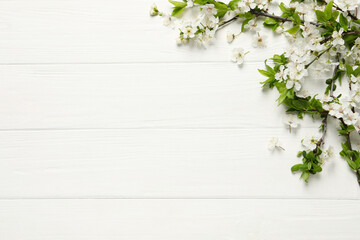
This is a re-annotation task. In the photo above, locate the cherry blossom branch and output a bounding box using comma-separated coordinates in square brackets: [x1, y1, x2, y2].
[249, 9, 321, 27]
[314, 56, 339, 153]
[219, 9, 321, 29]
[314, 114, 328, 154]
[320, 30, 360, 44]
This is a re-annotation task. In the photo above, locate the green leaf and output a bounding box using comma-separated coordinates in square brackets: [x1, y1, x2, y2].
[169, 0, 187, 17]
[353, 66, 360, 77]
[344, 34, 359, 44]
[345, 64, 353, 77]
[258, 69, 274, 77]
[171, 6, 186, 16]
[169, 0, 187, 7]
[214, 2, 229, 18]
[324, 1, 333, 20]
[291, 164, 303, 172]
[315, 10, 327, 23]
[228, 0, 240, 10]
[332, 10, 339, 20]
[312, 163, 322, 172]
[346, 157, 358, 170]
[291, 12, 301, 25]
[301, 171, 310, 182]
[193, 0, 208, 4]
[286, 25, 300, 35]
[263, 17, 278, 25]
[339, 13, 348, 29]
[279, 3, 293, 17]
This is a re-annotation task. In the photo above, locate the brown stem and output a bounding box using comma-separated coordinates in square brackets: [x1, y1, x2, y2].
[218, 16, 238, 28]
[219, 9, 321, 29]
[314, 114, 328, 154]
[340, 116, 360, 184]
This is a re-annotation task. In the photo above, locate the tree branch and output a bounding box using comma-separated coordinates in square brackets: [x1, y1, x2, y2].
[218, 9, 322, 29]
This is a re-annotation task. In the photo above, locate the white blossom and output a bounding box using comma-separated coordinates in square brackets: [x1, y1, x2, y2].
[150, 3, 159, 16]
[302, 134, 321, 151]
[268, 137, 284, 151]
[283, 114, 300, 129]
[187, 0, 194, 7]
[226, 32, 236, 43]
[231, 48, 247, 65]
[286, 78, 302, 91]
[181, 24, 196, 39]
[252, 32, 267, 48]
[203, 4, 217, 16]
[336, 0, 359, 11]
[162, 14, 172, 26]
[245, 19, 260, 32]
[332, 29, 345, 46]
[343, 110, 359, 126]
[321, 146, 335, 162]
[275, 65, 286, 80]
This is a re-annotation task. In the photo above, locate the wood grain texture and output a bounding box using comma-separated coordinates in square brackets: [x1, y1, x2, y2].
[0, 0, 359, 238]
[0, 62, 329, 129]
[1, 128, 359, 199]
[0, 199, 359, 240]
[0, 0, 289, 64]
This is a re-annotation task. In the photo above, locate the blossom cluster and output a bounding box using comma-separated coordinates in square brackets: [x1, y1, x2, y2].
[151, 0, 360, 184]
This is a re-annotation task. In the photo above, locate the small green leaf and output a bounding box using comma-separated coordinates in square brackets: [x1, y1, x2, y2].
[193, 0, 208, 4]
[312, 163, 322, 172]
[228, 0, 240, 10]
[291, 12, 301, 25]
[346, 157, 358, 170]
[324, 1, 333, 20]
[171, 6, 186, 16]
[169, 0, 187, 7]
[332, 10, 339, 20]
[291, 164, 303, 172]
[169, 0, 187, 17]
[345, 64, 353, 77]
[263, 17, 278, 25]
[214, 2, 229, 18]
[353, 66, 360, 77]
[286, 25, 300, 35]
[315, 10, 327, 23]
[258, 69, 273, 77]
[339, 13, 348, 29]
[301, 171, 310, 182]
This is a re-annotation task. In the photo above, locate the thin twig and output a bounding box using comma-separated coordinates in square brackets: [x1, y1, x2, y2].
[305, 46, 332, 69]
[218, 9, 321, 29]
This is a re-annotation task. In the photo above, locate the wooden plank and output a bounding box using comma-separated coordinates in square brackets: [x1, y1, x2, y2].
[0, 0, 289, 64]
[1, 128, 359, 199]
[0, 62, 327, 129]
[0, 199, 359, 239]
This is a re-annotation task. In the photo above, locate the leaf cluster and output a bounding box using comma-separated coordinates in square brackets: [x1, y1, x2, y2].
[291, 149, 323, 182]
[169, 0, 230, 18]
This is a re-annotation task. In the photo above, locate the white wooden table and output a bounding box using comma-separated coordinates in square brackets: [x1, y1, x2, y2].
[0, 0, 359, 239]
